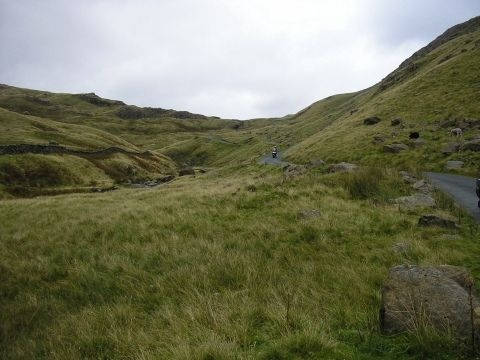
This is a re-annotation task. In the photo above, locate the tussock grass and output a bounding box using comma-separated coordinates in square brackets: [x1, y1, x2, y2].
[1, 165, 478, 359]
[341, 167, 409, 202]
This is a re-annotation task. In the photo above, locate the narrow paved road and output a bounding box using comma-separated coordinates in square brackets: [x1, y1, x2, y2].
[259, 151, 288, 167]
[425, 172, 480, 223]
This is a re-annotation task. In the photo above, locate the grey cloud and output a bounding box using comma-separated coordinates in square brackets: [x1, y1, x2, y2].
[0, 0, 478, 119]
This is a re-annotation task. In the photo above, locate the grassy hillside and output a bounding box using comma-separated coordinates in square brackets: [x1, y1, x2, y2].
[0, 84, 244, 151]
[1, 164, 479, 359]
[278, 17, 480, 175]
[0, 107, 137, 150]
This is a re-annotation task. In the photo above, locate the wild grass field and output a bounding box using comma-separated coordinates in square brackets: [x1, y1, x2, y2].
[1, 164, 479, 359]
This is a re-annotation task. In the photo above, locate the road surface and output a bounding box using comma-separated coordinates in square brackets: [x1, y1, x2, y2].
[425, 172, 480, 223]
[259, 151, 288, 167]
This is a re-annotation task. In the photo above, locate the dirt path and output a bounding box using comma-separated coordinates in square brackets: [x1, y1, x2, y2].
[425, 172, 480, 223]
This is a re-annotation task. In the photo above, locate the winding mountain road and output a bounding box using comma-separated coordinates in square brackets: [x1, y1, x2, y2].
[259, 151, 288, 167]
[425, 172, 480, 223]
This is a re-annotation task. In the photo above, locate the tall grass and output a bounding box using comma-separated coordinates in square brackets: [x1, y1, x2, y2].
[0, 165, 478, 359]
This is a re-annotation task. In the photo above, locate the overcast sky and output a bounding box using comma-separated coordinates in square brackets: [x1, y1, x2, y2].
[1, 1, 479, 119]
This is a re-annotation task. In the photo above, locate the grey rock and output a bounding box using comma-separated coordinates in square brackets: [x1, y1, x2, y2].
[412, 179, 433, 194]
[380, 265, 479, 340]
[418, 215, 458, 229]
[445, 160, 464, 170]
[328, 162, 358, 173]
[384, 143, 409, 153]
[399, 171, 417, 184]
[394, 193, 436, 208]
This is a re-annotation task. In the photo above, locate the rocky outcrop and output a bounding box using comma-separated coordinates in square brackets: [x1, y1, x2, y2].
[76, 93, 125, 107]
[328, 162, 358, 173]
[380, 265, 479, 340]
[116, 105, 207, 120]
[377, 16, 480, 93]
[418, 215, 458, 229]
[384, 143, 409, 153]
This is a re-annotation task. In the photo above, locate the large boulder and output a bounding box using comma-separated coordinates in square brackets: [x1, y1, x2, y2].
[328, 162, 358, 173]
[462, 138, 480, 152]
[412, 179, 432, 194]
[380, 265, 479, 340]
[394, 193, 436, 208]
[418, 214, 458, 229]
[363, 116, 381, 125]
[384, 143, 409, 153]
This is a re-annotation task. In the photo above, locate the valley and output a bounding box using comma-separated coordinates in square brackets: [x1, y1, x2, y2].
[1, 16, 480, 360]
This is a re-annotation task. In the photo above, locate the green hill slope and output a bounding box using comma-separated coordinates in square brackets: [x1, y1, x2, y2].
[265, 16, 480, 175]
